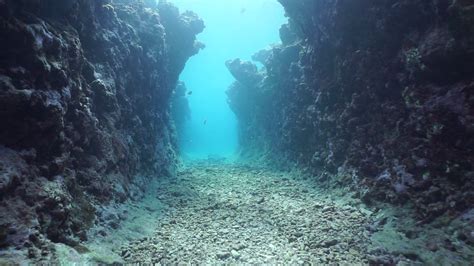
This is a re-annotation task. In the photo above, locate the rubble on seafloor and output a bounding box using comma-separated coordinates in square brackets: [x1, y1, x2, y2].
[120, 162, 473, 264]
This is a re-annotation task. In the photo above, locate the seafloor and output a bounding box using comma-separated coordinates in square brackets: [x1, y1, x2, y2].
[39, 160, 472, 264]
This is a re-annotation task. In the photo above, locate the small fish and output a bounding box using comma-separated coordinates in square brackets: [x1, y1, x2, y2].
[187, 91, 193, 95]
[203, 119, 207, 125]
[240, 8, 246, 14]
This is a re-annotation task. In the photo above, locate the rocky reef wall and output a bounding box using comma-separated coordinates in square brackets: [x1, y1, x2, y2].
[171, 81, 191, 149]
[227, 0, 474, 221]
[0, 0, 203, 257]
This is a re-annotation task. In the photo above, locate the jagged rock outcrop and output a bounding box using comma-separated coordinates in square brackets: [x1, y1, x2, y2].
[171, 81, 191, 146]
[0, 0, 203, 260]
[227, 0, 474, 221]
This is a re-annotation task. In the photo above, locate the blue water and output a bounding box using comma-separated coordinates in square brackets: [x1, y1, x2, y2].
[171, 0, 287, 159]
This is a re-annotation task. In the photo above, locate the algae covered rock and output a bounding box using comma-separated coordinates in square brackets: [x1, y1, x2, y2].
[0, 0, 203, 261]
[226, 0, 474, 221]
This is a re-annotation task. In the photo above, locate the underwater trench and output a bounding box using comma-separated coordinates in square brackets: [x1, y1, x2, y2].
[0, 0, 473, 264]
[170, 0, 286, 160]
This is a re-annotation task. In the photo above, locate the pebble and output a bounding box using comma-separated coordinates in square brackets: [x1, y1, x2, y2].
[324, 239, 339, 247]
[293, 232, 303, 238]
[231, 249, 240, 259]
[216, 251, 231, 260]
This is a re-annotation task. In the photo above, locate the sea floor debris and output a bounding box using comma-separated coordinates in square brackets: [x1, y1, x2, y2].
[5, 161, 472, 264]
[116, 162, 473, 264]
[117, 162, 377, 264]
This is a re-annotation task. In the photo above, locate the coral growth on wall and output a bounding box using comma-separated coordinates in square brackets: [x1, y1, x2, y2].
[171, 81, 191, 148]
[0, 0, 203, 257]
[227, 0, 474, 221]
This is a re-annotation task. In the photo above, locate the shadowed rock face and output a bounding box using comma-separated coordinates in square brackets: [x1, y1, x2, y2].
[171, 81, 191, 146]
[227, 0, 474, 220]
[0, 0, 203, 255]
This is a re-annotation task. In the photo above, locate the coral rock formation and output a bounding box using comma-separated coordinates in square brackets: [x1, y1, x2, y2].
[0, 0, 203, 260]
[227, 0, 474, 221]
[171, 81, 191, 146]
